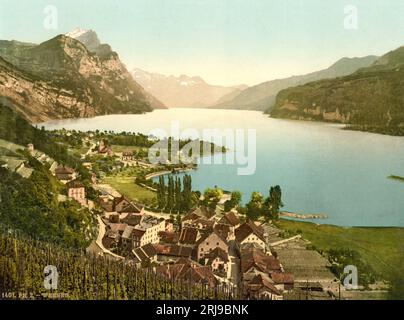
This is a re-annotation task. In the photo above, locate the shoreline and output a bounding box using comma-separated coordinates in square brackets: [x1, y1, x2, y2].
[280, 211, 328, 220]
[145, 167, 195, 181]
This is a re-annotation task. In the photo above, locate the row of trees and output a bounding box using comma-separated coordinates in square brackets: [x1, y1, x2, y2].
[156, 174, 197, 214]
[200, 186, 283, 221]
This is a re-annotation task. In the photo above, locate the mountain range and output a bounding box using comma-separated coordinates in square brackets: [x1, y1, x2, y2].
[269, 46, 404, 133]
[131, 68, 248, 108]
[0, 29, 164, 123]
[210, 56, 378, 111]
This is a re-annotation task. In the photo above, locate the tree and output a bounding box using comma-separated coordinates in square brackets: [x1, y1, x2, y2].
[181, 175, 192, 212]
[224, 190, 242, 212]
[202, 188, 223, 210]
[176, 213, 182, 232]
[264, 185, 284, 220]
[157, 176, 166, 210]
[174, 177, 182, 213]
[246, 192, 264, 221]
[166, 176, 175, 212]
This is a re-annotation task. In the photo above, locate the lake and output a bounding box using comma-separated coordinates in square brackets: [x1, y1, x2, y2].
[41, 108, 404, 227]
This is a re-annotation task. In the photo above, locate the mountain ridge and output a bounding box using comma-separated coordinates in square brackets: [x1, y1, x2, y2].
[210, 55, 378, 111]
[269, 46, 404, 135]
[0, 32, 165, 123]
[131, 67, 248, 108]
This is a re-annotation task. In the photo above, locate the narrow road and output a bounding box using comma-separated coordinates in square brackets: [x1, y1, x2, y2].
[87, 215, 124, 260]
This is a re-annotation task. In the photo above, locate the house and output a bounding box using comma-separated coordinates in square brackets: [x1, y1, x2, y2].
[121, 226, 136, 253]
[195, 230, 229, 261]
[131, 243, 157, 266]
[131, 228, 146, 249]
[106, 223, 127, 235]
[122, 151, 134, 161]
[182, 217, 215, 232]
[121, 215, 166, 251]
[102, 229, 120, 252]
[181, 212, 200, 229]
[178, 227, 199, 246]
[235, 221, 266, 252]
[192, 218, 215, 231]
[108, 213, 120, 223]
[153, 244, 193, 263]
[158, 231, 180, 244]
[98, 140, 113, 156]
[55, 166, 76, 183]
[113, 196, 144, 215]
[182, 206, 215, 227]
[134, 215, 165, 246]
[241, 247, 282, 282]
[245, 274, 283, 300]
[155, 259, 218, 287]
[270, 272, 294, 292]
[121, 213, 142, 226]
[66, 179, 86, 206]
[218, 211, 241, 228]
[203, 247, 229, 274]
[213, 223, 234, 242]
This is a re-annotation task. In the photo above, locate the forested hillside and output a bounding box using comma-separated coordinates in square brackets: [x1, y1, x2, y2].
[270, 46, 404, 135]
[0, 103, 96, 247]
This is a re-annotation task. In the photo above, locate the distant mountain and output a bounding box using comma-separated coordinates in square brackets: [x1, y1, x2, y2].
[211, 56, 378, 111]
[270, 46, 404, 135]
[131, 68, 247, 108]
[0, 31, 164, 123]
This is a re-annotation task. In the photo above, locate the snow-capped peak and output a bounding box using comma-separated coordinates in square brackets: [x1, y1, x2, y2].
[66, 27, 90, 39]
[66, 28, 101, 51]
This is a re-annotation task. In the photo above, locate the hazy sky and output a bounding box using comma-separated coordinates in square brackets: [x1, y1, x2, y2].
[1, 0, 404, 86]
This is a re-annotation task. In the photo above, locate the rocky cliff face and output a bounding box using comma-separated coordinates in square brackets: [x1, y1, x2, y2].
[0, 34, 165, 123]
[270, 47, 404, 130]
[0, 56, 97, 122]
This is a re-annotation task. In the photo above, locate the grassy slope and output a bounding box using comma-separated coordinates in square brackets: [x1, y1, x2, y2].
[274, 219, 404, 280]
[102, 175, 156, 203]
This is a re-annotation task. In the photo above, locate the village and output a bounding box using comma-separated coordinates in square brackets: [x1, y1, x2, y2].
[0, 132, 348, 300]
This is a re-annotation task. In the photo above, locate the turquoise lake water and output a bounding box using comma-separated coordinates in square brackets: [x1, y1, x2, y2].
[41, 108, 404, 227]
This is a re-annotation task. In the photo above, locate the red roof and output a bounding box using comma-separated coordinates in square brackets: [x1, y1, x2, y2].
[153, 244, 192, 258]
[235, 221, 266, 243]
[241, 248, 282, 274]
[107, 223, 127, 233]
[155, 261, 218, 286]
[179, 228, 198, 245]
[247, 274, 282, 296]
[158, 231, 180, 244]
[66, 179, 84, 189]
[55, 166, 75, 174]
[220, 212, 240, 226]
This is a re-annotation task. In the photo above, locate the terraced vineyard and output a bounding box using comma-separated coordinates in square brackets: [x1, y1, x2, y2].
[0, 230, 236, 300]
